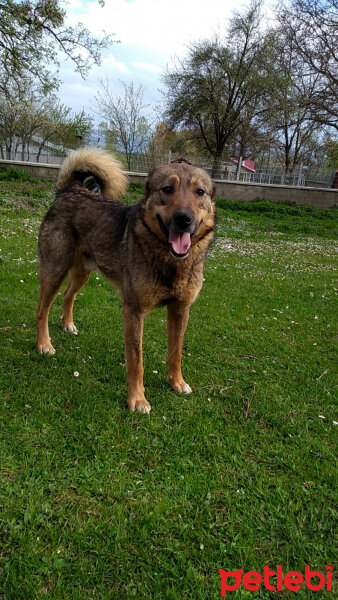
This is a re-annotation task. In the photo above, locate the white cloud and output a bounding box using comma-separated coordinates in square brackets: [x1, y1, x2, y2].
[67, 0, 238, 62]
[131, 62, 163, 74]
[67, 0, 83, 9]
[102, 53, 129, 73]
[58, 0, 241, 114]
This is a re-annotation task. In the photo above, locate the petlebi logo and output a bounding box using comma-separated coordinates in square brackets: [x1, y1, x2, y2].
[219, 565, 334, 596]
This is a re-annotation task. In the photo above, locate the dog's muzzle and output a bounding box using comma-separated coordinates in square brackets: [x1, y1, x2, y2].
[157, 211, 196, 259]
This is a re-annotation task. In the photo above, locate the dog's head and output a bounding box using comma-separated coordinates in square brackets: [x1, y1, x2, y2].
[142, 162, 216, 259]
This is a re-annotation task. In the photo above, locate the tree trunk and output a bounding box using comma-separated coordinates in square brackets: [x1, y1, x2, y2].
[211, 155, 222, 179]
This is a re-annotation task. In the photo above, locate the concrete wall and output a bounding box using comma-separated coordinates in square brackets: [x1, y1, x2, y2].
[122, 171, 338, 210]
[213, 179, 338, 209]
[1, 159, 337, 209]
[0, 159, 60, 183]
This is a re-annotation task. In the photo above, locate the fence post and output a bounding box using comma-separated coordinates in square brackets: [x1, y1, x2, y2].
[236, 156, 243, 181]
[297, 163, 303, 187]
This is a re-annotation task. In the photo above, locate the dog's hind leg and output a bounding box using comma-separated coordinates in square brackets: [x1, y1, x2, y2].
[61, 264, 91, 335]
[167, 300, 192, 394]
[37, 226, 76, 354]
[37, 269, 68, 355]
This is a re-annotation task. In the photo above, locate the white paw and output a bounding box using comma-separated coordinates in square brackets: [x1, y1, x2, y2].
[63, 324, 78, 335]
[129, 397, 152, 413]
[169, 378, 193, 394]
[38, 345, 56, 355]
[135, 402, 152, 414]
[182, 384, 192, 394]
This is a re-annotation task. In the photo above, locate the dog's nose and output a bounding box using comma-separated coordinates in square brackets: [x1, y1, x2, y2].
[172, 211, 194, 230]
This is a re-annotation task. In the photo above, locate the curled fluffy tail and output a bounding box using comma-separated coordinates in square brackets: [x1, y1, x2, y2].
[56, 147, 128, 198]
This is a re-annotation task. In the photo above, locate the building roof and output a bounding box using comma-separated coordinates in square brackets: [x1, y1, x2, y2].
[228, 158, 256, 173]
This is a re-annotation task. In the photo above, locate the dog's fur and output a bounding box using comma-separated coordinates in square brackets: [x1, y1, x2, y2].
[37, 148, 216, 412]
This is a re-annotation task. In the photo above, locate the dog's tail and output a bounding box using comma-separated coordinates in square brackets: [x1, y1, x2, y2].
[55, 147, 128, 198]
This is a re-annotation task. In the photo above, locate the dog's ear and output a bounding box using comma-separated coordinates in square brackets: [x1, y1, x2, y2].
[211, 183, 216, 199]
[145, 178, 151, 197]
[143, 166, 157, 201]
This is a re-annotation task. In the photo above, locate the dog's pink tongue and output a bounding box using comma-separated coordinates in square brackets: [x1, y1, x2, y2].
[169, 231, 191, 255]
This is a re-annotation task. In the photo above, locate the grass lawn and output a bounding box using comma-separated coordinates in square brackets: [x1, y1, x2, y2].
[0, 174, 337, 599]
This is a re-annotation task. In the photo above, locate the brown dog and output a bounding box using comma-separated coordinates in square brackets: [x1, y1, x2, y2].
[37, 148, 216, 412]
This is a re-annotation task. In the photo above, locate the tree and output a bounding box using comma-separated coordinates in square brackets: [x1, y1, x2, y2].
[228, 118, 273, 161]
[35, 106, 93, 161]
[325, 139, 338, 168]
[162, 0, 275, 175]
[94, 79, 153, 170]
[259, 24, 332, 176]
[147, 122, 177, 161]
[0, 0, 113, 90]
[276, 0, 338, 130]
[0, 74, 92, 160]
[147, 122, 206, 162]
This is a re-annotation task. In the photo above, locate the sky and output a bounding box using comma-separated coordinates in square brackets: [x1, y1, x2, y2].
[58, 0, 240, 120]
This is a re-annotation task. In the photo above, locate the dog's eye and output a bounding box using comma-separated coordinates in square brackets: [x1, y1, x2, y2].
[161, 185, 174, 194]
[196, 188, 205, 196]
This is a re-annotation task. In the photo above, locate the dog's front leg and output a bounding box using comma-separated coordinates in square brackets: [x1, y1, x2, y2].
[122, 303, 151, 413]
[167, 300, 192, 394]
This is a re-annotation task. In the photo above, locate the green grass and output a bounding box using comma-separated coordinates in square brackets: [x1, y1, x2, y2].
[0, 180, 337, 599]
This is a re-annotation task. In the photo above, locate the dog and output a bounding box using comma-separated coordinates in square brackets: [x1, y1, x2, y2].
[37, 148, 216, 412]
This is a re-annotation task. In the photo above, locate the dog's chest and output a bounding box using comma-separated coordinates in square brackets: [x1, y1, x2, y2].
[150, 271, 202, 308]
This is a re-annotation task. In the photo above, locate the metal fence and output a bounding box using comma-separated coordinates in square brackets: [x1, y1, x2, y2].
[0, 148, 66, 165]
[4, 147, 335, 189]
[219, 169, 335, 189]
[125, 156, 335, 188]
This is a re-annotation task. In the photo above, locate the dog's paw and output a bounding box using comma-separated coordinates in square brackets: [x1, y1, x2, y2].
[128, 396, 152, 414]
[63, 323, 78, 335]
[169, 379, 192, 394]
[135, 399, 152, 414]
[37, 343, 56, 355]
[182, 383, 192, 394]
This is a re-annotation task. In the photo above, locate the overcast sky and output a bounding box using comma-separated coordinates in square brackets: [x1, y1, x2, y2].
[58, 0, 240, 119]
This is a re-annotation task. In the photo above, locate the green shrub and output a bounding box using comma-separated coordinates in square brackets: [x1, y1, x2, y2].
[0, 165, 36, 182]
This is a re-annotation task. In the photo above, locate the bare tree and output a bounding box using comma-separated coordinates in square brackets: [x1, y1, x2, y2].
[0, 75, 92, 161]
[94, 80, 153, 170]
[276, 0, 338, 130]
[258, 20, 335, 175]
